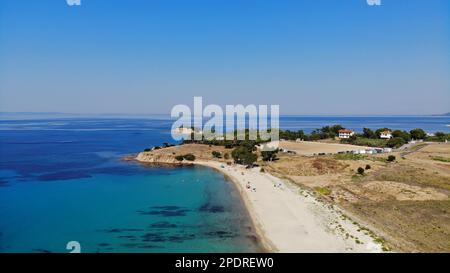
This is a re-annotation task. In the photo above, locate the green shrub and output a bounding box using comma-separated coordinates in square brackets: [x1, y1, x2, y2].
[365, 164, 371, 170]
[386, 137, 406, 148]
[314, 186, 332, 196]
[211, 151, 222, 158]
[183, 153, 196, 161]
[344, 137, 388, 148]
[175, 154, 196, 161]
[387, 155, 396, 162]
[410, 128, 426, 140]
[261, 149, 278, 161]
[357, 167, 365, 175]
[392, 130, 411, 142]
[430, 156, 450, 163]
[333, 154, 366, 160]
[231, 146, 257, 166]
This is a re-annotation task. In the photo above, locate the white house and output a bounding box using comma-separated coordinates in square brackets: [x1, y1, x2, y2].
[380, 130, 392, 139]
[172, 127, 203, 135]
[338, 129, 355, 139]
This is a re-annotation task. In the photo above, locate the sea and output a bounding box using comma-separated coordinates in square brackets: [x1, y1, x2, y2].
[0, 114, 449, 253]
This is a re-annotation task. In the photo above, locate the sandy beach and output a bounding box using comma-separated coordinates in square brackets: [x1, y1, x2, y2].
[195, 161, 383, 253]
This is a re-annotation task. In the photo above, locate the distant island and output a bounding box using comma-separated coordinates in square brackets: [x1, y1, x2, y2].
[433, 112, 450, 116]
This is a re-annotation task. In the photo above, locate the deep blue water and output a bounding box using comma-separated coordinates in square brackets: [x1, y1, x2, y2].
[280, 115, 449, 133]
[0, 115, 448, 253]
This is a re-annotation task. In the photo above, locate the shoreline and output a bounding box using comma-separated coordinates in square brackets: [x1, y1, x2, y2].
[193, 161, 383, 253]
[194, 162, 278, 253]
[134, 151, 385, 252]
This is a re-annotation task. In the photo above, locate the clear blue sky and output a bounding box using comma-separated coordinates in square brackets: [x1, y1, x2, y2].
[0, 0, 448, 115]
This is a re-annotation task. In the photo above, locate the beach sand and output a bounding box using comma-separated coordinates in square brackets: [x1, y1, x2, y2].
[195, 161, 383, 253]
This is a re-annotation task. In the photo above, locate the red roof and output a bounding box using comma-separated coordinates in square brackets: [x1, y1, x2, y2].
[338, 129, 353, 133]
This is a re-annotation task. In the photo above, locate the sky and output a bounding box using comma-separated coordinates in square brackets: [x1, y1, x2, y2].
[0, 0, 449, 115]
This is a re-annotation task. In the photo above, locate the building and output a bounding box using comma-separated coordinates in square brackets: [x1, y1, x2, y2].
[338, 129, 355, 139]
[172, 127, 203, 135]
[172, 127, 193, 135]
[380, 130, 392, 139]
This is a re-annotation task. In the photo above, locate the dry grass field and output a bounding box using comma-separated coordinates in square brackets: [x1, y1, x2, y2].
[278, 140, 369, 155]
[265, 142, 450, 252]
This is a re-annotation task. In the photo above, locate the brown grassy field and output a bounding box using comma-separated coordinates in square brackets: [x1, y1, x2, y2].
[265, 142, 450, 252]
[136, 143, 232, 164]
[278, 140, 369, 155]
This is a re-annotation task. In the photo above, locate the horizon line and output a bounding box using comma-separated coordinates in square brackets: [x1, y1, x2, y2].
[0, 111, 448, 117]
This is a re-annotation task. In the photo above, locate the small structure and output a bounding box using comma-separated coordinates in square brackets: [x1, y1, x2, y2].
[338, 129, 355, 139]
[258, 141, 279, 152]
[374, 148, 384, 154]
[380, 130, 392, 139]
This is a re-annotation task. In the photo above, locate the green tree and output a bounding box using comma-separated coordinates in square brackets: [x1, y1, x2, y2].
[387, 155, 396, 162]
[363, 128, 376, 139]
[330, 125, 345, 135]
[211, 151, 222, 158]
[435, 132, 446, 139]
[261, 149, 279, 161]
[183, 153, 196, 161]
[311, 124, 344, 139]
[231, 146, 257, 166]
[410, 128, 427, 140]
[392, 130, 411, 142]
[386, 137, 406, 148]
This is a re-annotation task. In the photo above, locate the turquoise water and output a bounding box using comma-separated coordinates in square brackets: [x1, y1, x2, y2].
[0, 115, 448, 253]
[0, 118, 261, 253]
[0, 165, 260, 253]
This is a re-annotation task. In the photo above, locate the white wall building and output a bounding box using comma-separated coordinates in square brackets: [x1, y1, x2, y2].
[338, 129, 355, 139]
[380, 130, 392, 139]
